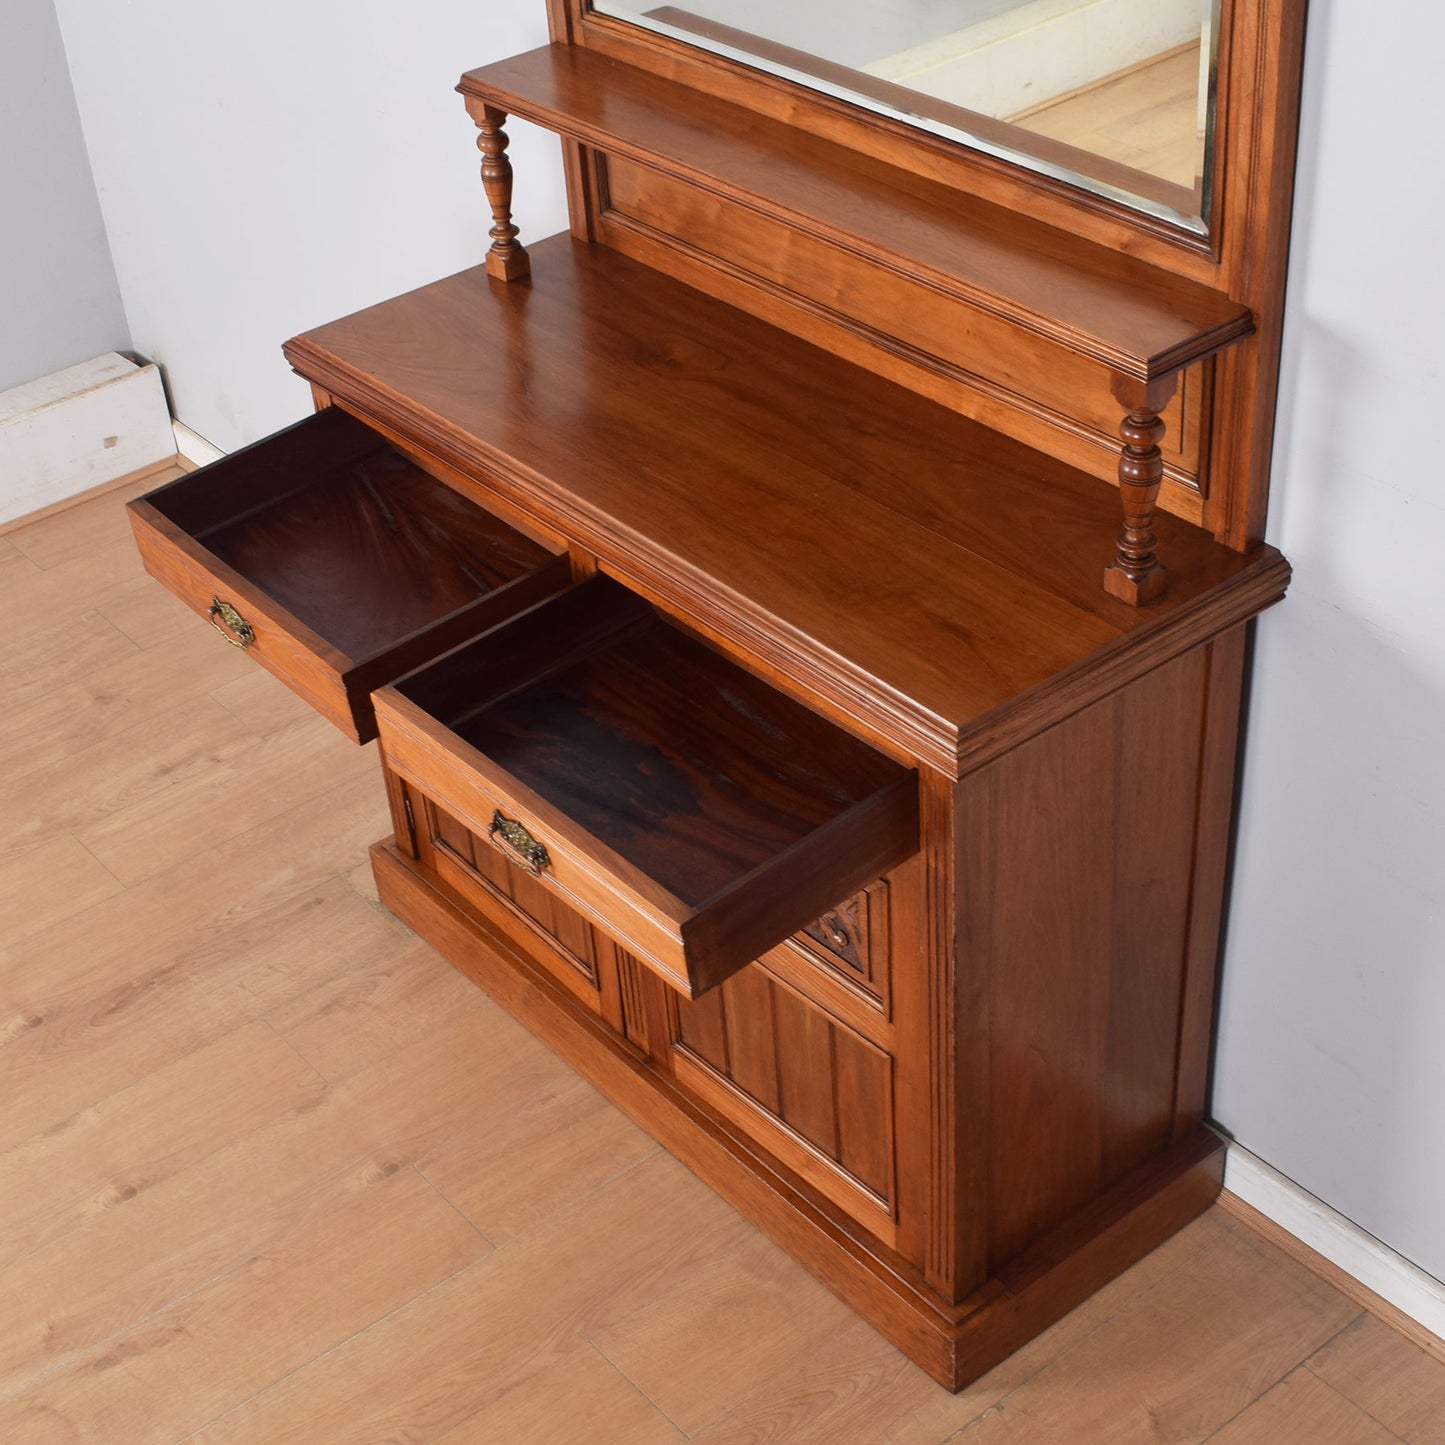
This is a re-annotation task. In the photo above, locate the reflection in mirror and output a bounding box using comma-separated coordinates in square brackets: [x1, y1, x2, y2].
[590, 0, 1219, 232]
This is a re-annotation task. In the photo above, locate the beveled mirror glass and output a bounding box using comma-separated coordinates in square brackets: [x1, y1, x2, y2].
[591, 0, 1220, 233]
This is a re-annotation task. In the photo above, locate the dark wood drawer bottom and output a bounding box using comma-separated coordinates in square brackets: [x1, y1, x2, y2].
[376, 574, 919, 997]
[128, 407, 569, 742]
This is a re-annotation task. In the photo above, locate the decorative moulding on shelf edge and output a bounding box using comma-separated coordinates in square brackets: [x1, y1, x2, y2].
[1223, 1144, 1445, 1360]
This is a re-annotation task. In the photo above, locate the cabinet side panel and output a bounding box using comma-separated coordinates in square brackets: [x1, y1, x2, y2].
[959, 646, 1212, 1269]
[1103, 648, 1209, 1180]
[963, 695, 1117, 1267]
[1174, 625, 1248, 1134]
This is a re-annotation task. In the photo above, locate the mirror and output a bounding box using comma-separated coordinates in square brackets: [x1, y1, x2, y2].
[590, 0, 1220, 233]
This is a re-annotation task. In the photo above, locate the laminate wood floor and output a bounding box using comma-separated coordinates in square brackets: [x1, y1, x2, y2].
[2, 474, 1443, 1441]
[1015, 46, 1203, 190]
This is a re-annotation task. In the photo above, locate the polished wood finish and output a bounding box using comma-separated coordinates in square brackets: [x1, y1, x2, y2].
[268, 183, 1290, 1380]
[372, 833, 1236, 1387]
[285, 239, 1289, 776]
[415, 792, 625, 1025]
[1105, 373, 1180, 603]
[348, 594, 1251, 1379]
[127, 407, 569, 741]
[953, 636, 1239, 1274]
[595, 155, 1211, 509]
[1208, 0, 1311, 548]
[458, 45, 1252, 383]
[474, 105, 530, 282]
[121, 0, 1308, 1395]
[374, 575, 919, 997]
[669, 961, 900, 1235]
[551, 0, 1308, 555]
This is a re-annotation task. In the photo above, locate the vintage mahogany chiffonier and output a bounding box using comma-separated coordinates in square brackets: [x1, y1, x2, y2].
[127, 0, 1308, 1390]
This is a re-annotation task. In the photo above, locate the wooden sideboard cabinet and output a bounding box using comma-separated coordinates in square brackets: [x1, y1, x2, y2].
[127, 0, 1308, 1390]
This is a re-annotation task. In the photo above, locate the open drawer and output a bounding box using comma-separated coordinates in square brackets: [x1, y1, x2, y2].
[127, 408, 572, 742]
[374, 575, 920, 997]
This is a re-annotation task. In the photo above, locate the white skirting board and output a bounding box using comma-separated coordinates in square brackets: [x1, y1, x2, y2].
[172, 420, 225, 468]
[1225, 1145, 1445, 1343]
[0, 353, 177, 526]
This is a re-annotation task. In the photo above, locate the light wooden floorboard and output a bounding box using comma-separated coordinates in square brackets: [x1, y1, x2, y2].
[1018, 46, 1203, 190]
[1309, 1315, 1445, 1444]
[2, 480, 1443, 1440]
[1207, 1368, 1405, 1444]
[434, 1345, 688, 1444]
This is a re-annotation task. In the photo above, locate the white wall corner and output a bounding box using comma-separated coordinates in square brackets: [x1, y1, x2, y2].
[0, 353, 175, 526]
[1225, 1145, 1445, 1345]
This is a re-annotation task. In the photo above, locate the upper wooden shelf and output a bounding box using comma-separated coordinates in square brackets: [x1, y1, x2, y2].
[458, 44, 1254, 383]
[285, 237, 1285, 777]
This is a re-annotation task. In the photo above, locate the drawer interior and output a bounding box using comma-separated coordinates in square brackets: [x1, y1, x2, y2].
[130, 407, 571, 741]
[384, 575, 919, 993]
[146, 407, 557, 660]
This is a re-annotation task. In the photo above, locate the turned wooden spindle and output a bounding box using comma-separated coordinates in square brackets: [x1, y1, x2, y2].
[1104, 373, 1178, 606]
[475, 106, 530, 282]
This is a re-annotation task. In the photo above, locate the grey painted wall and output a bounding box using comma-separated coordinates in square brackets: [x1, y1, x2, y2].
[0, 0, 129, 394]
[1213, 0, 1445, 1283]
[51, 0, 570, 453]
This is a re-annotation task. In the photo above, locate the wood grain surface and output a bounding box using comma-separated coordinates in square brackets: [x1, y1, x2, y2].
[598, 155, 1210, 503]
[457, 45, 1251, 379]
[5, 477, 1438, 1438]
[192, 414, 555, 657]
[286, 236, 1289, 775]
[376, 575, 918, 996]
[128, 407, 570, 741]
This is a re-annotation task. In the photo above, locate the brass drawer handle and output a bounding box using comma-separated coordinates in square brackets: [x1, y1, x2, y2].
[208, 596, 255, 649]
[488, 810, 550, 876]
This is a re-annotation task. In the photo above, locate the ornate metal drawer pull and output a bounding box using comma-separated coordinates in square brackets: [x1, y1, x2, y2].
[487, 809, 550, 875]
[208, 596, 255, 648]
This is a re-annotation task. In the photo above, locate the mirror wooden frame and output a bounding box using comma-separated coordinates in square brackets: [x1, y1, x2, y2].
[589, 0, 1227, 234]
[533, 0, 1306, 555]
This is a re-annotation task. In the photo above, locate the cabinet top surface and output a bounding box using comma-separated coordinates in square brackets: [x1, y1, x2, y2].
[286, 237, 1285, 774]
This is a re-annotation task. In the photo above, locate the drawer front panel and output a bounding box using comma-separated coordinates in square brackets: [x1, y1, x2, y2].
[378, 692, 693, 988]
[421, 796, 612, 1018]
[130, 504, 357, 732]
[376, 574, 920, 1000]
[127, 407, 569, 743]
[669, 962, 897, 1240]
